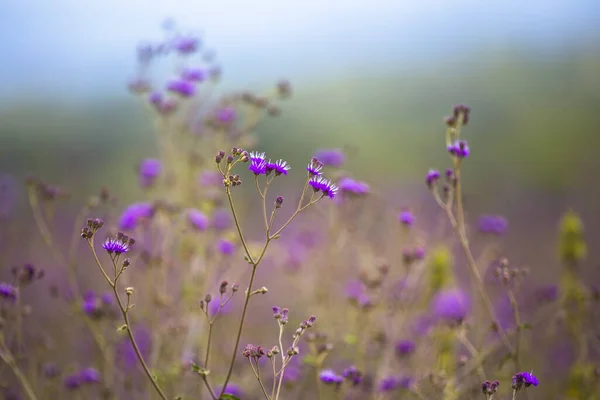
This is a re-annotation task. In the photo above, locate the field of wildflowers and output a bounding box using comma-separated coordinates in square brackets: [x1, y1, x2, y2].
[1, 22, 599, 400]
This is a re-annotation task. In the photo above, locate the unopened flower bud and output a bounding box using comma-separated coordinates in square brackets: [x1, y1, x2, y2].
[231, 283, 239, 292]
[275, 196, 284, 209]
[126, 287, 134, 296]
[204, 294, 212, 303]
[219, 281, 228, 294]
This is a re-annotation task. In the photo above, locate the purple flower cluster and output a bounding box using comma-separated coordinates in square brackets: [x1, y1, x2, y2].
[314, 148, 345, 167]
[138, 158, 162, 188]
[338, 177, 370, 196]
[118, 202, 153, 231]
[447, 140, 470, 158]
[309, 177, 338, 199]
[432, 288, 471, 323]
[319, 369, 343, 385]
[478, 215, 509, 235]
[512, 371, 539, 392]
[64, 367, 101, 390]
[0, 282, 18, 301]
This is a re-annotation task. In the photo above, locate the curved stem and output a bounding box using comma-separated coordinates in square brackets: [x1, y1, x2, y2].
[112, 285, 168, 400]
[507, 288, 522, 371]
[219, 264, 258, 398]
[0, 340, 38, 400]
[226, 188, 254, 264]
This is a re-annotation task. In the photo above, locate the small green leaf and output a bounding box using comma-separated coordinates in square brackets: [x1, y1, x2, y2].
[117, 324, 128, 332]
[220, 395, 240, 400]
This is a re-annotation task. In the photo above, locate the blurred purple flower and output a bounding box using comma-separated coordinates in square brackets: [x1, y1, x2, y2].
[100, 292, 113, 306]
[395, 339, 416, 356]
[378, 376, 400, 392]
[79, 367, 101, 384]
[338, 177, 370, 196]
[345, 279, 366, 301]
[319, 369, 343, 385]
[426, 169, 440, 188]
[314, 149, 345, 167]
[181, 67, 206, 82]
[478, 215, 508, 235]
[217, 239, 236, 256]
[118, 202, 153, 231]
[187, 209, 209, 231]
[398, 210, 415, 226]
[0, 282, 18, 302]
[148, 91, 163, 105]
[432, 289, 470, 323]
[166, 79, 196, 97]
[173, 36, 199, 54]
[216, 106, 236, 123]
[139, 158, 162, 188]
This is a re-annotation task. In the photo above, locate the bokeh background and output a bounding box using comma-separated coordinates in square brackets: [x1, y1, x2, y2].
[2, 0, 600, 276]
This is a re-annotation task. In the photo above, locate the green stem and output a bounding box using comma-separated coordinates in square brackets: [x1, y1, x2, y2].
[507, 288, 522, 371]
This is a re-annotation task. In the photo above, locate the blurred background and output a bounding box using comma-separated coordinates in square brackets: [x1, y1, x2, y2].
[1, 0, 600, 284]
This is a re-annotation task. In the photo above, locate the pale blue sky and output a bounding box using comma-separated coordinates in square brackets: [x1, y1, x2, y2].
[1, 0, 598, 101]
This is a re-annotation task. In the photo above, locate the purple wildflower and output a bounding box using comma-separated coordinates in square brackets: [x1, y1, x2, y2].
[378, 376, 400, 392]
[447, 140, 470, 158]
[102, 238, 131, 254]
[118, 202, 153, 231]
[0, 282, 18, 301]
[398, 210, 415, 226]
[512, 371, 538, 392]
[173, 36, 199, 54]
[314, 149, 345, 167]
[319, 369, 343, 385]
[187, 209, 209, 231]
[309, 177, 338, 199]
[395, 339, 416, 356]
[432, 289, 470, 323]
[166, 79, 196, 97]
[478, 215, 508, 235]
[181, 67, 206, 82]
[217, 239, 236, 256]
[79, 367, 101, 384]
[426, 169, 440, 188]
[306, 157, 323, 177]
[265, 159, 291, 176]
[338, 177, 370, 195]
[148, 91, 163, 106]
[216, 106, 236, 124]
[453, 103, 471, 125]
[138, 158, 162, 188]
[248, 152, 267, 175]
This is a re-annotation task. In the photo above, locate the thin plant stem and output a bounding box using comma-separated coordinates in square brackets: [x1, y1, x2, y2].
[274, 324, 286, 400]
[204, 322, 214, 368]
[457, 333, 486, 382]
[507, 287, 522, 371]
[248, 359, 271, 400]
[201, 376, 217, 400]
[219, 264, 258, 398]
[0, 340, 38, 400]
[86, 240, 168, 400]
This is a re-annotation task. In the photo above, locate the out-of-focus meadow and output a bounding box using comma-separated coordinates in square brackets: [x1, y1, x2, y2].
[1, 1, 600, 399]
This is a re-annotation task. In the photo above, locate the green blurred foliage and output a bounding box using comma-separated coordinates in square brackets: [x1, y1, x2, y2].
[2, 45, 600, 204]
